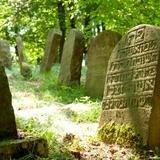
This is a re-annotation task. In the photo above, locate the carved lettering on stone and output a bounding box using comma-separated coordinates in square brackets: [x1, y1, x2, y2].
[100, 25, 160, 148]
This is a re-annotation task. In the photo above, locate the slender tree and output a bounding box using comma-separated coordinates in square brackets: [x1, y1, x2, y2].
[57, 0, 66, 62]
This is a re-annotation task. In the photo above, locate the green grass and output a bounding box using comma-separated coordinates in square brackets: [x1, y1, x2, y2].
[65, 101, 101, 123]
[8, 63, 101, 159]
[16, 116, 76, 160]
[8, 63, 160, 160]
[7, 63, 102, 105]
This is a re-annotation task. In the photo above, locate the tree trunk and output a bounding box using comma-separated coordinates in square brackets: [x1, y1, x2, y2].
[69, 1, 76, 28]
[57, 0, 66, 63]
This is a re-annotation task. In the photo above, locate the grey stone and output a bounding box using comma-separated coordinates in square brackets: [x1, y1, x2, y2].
[41, 29, 62, 72]
[99, 24, 160, 148]
[59, 29, 84, 85]
[0, 63, 17, 139]
[85, 30, 121, 97]
[15, 36, 26, 62]
[0, 40, 12, 68]
[15, 36, 32, 78]
[0, 137, 48, 159]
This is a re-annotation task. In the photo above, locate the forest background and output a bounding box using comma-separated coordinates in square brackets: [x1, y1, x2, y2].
[0, 0, 159, 63]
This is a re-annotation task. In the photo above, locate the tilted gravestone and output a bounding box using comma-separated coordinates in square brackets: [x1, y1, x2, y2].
[0, 40, 12, 68]
[99, 24, 160, 148]
[0, 63, 17, 139]
[15, 36, 32, 78]
[0, 63, 48, 158]
[59, 29, 84, 85]
[40, 29, 62, 72]
[85, 30, 121, 97]
[15, 36, 26, 62]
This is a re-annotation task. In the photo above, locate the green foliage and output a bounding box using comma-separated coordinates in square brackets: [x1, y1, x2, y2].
[65, 102, 101, 123]
[98, 122, 143, 148]
[1, 0, 159, 64]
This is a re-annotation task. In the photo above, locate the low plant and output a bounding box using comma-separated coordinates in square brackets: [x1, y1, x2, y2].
[65, 104, 101, 123]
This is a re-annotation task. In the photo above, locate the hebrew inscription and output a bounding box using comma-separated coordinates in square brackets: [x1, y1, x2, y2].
[103, 25, 160, 110]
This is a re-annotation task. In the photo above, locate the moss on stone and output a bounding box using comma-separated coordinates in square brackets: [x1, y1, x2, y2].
[98, 121, 143, 148]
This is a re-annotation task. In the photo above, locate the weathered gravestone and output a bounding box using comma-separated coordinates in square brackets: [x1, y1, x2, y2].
[0, 40, 12, 68]
[15, 36, 26, 62]
[0, 63, 48, 158]
[40, 29, 62, 72]
[85, 30, 121, 97]
[99, 24, 160, 148]
[0, 63, 17, 139]
[59, 29, 84, 85]
[15, 36, 32, 78]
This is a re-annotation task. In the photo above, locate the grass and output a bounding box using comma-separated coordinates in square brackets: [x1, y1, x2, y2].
[64, 101, 101, 123]
[7, 63, 102, 104]
[7, 63, 101, 159]
[7, 63, 160, 159]
[7, 63, 102, 122]
[16, 116, 76, 160]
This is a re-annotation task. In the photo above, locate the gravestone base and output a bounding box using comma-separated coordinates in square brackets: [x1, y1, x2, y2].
[99, 108, 151, 144]
[0, 137, 48, 159]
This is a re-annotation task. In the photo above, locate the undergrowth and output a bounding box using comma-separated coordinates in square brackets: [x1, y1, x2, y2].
[8, 63, 101, 159]
[7, 63, 102, 104]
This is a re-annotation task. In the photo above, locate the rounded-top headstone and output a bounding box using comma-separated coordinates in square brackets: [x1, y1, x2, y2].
[85, 30, 121, 97]
[99, 24, 160, 148]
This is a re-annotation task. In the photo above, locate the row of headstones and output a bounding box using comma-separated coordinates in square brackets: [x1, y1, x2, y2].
[0, 24, 160, 151]
[40, 28, 121, 97]
[41, 25, 160, 148]
[0, 28, 120, 96]
[40, 29, 84, 86]
[0, 36, 32, 79]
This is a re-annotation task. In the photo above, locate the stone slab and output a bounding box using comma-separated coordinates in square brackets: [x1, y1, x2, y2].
[59, 29, 84, 85]
[15, 36, 26, 62]
[86, 30, 121, 97]
[0, 137, 48, 159]
[41, 29, 62, 72]
[0, 40, 12, 68]
[99, 24, 160, 148]
[0, 63, 17, 140]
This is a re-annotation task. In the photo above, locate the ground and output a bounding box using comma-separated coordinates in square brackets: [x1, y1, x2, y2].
[6, 65, 159, 159]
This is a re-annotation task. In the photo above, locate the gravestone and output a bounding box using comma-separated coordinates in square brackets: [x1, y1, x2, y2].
[0, 40, 12, 68]
[0, 63, 48, 158]
[85, 30, 121, 97]
[15, 36, 32, 78]
[41, 29, 62, 72]
[15, 36, 26, 62]
[59, 29, 84, 85]
[0, 63, 17, 139]
[99, 24, 160, 148]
